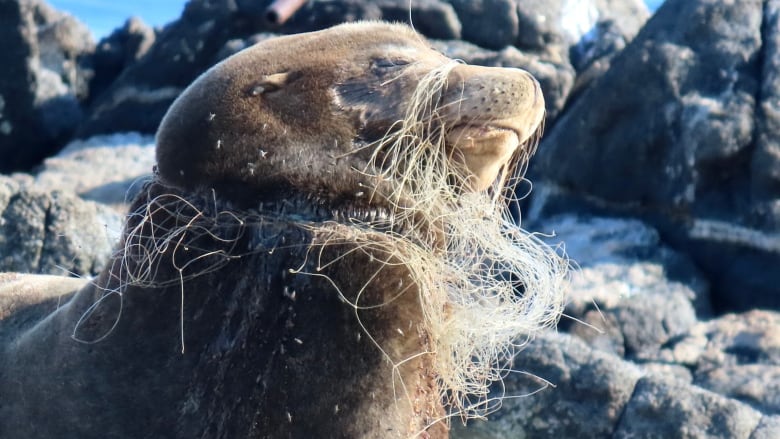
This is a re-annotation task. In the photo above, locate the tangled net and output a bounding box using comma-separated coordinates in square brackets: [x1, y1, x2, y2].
[310, 61, 569, 420]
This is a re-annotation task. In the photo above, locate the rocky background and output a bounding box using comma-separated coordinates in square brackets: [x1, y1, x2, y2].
[1, 0, 779, 437]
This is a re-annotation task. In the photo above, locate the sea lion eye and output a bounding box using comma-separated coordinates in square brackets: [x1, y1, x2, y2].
[248, 71, 302, 96]
[372, 58, 410, 69]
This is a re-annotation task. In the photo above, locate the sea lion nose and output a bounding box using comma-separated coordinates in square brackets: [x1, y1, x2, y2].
[444, 65, 544, 117]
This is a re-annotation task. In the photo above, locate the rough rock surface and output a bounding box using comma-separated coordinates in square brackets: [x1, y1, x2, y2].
[272, 0, 383, 33]
[450, 0, 518, 50]
[516, 0, 649, 97]
[531, 214, 711, 312]
[76, 0, 244, 137]
[213, 33, 279, 62]
[532, 215, 707, 362]
[453, 332, 643, 438]
[453, 324, 780, 439]
[0, 176, 121, 276]
[659, 311, 780, 415]
[0, 0, 94, 172]
[615, 374, 762, 439]
[569, 272, 699, 360]
[74, 0, 645, 137]
[516, 0, 649, 51]
[753, 0, 780, 203]
[531, 0, 780, 311]
[752, 416, 780, 439]
[377, 0, 462, 40]
[88, 17, 156, 104]
[453, 313, 780, 439]
[453, 214, 780, 438]
[33, 132, 156, 208]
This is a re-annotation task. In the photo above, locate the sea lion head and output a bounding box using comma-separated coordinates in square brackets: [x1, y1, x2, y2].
[155, 21, 545, 206]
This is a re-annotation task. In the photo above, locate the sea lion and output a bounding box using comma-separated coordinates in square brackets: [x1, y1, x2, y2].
[0, 22, 566, 438]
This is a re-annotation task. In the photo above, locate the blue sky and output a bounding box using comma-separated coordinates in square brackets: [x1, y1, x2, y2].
[51, 0, 666, 40]
[49, 0, 188, 38]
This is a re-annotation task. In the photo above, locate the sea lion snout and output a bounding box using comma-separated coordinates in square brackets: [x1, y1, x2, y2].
[444, 65, 543, 119]
[441, 65, 545, 190]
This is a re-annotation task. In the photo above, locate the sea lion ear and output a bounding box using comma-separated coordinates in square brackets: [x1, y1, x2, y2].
[248, 71, 302, 95]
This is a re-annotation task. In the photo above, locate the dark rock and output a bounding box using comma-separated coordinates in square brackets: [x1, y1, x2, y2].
[77, 0, 248, 137]
[377, 0, 461, 40]
[654, 311, 780, 415]
[0, 176, 121, 276]
[213, 33, 278, 63]
[515, 0, 567, 50]
[570, 284, 698, 360]
[534, 214, 711, 309]
[751, 0, 780, 200]
[453, 332, 643, 438]
[0, 0, 94, 172]
[0, 179, 46, 272]
[275, 0, 382, 34]
[516, 0, 648, 53]
[450, 0, 518, 49]
[431, 40, 575, 119]
[567, 19, 628, 99]
[453, 325, 780, 438]
[530, 0, 779, 311]
[88, 17, 156, 103]
[515, 0, 649, 97]
[34, 1, 94, 100]
[532, 216, 710, 351]
[534, 0, 762, 209]
[614, 375, 762, 439]
[696, 366, 780, 414]
[570, 20, 627, 73]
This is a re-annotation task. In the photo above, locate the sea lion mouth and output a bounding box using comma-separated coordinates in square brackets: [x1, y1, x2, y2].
[446, 123, 520, 147]
[444, 122, 525, 190]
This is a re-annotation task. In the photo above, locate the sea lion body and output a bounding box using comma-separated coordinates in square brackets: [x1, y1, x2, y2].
[2, 184, 442, 438]
[0, 22, 561, 438]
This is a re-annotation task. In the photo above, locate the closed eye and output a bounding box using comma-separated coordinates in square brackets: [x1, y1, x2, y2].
[248, 71, 303, 96]
[371, 58, 411, 70]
